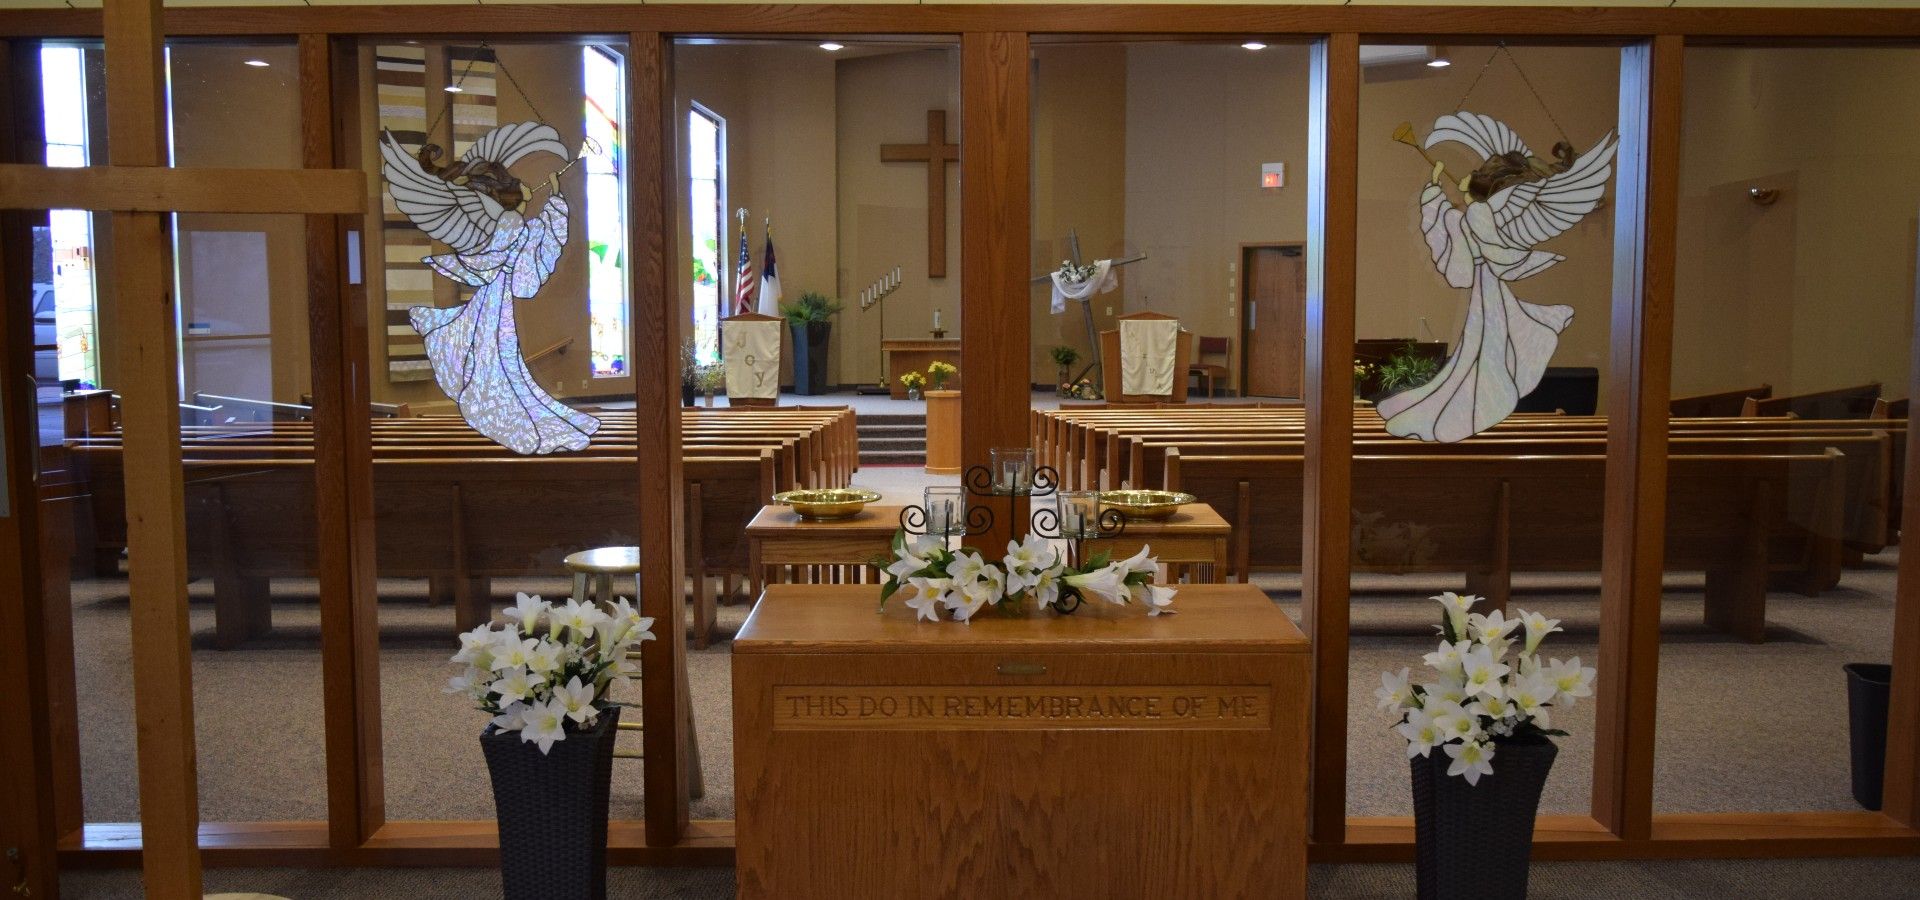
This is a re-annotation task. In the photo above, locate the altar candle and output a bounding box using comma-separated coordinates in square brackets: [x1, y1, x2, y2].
[932, 309, 943, 331]
[894, 265, 902, 285]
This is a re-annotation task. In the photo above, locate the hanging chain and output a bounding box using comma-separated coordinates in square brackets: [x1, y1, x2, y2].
[421, 41, 551, 150]
[1453, 42, 1573, 149]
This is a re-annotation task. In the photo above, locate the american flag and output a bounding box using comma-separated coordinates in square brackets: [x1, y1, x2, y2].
[732, 227, 756, 315]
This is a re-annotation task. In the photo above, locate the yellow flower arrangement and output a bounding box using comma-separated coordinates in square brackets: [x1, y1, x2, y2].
[899, 370, 927, 392]
[927, 360, 958, 390]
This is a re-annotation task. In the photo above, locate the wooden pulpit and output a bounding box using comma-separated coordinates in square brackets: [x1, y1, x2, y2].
[722, 312, 784, 407]
[1100, 311, 1192, 403]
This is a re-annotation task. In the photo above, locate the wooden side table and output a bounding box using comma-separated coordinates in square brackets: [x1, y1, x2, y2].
[746, 504, 903, 589]
[923, 389, 961, 475]
[1083, 502, 1231, 583]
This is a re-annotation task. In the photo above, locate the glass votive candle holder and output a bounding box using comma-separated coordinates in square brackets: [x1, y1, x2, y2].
[1058, 490, 1100, 539]
[991, 447, 1035, 495]
[924, 485, 965, 536]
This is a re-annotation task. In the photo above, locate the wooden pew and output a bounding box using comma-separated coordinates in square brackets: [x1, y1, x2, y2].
[1164, 449, 1847, 642]
[1671, 384, 1771, 417]
[1742, 382, 1881, 419]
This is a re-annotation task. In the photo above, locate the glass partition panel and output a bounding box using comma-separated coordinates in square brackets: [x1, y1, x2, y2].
[345, 38, 642, 820]
[1659, 46, 1919, 813]
[672, 37, 960, 819]
[1351, 43, 1621, 818]
[1026, 38, 1313, 612]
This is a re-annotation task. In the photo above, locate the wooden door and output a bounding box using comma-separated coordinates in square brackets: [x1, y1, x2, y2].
[1241, 244, 1305, 398]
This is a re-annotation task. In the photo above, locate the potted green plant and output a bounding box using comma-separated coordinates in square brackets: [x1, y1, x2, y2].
[698, 362, 724, 407]
[1049, 345, 1081, 395]
[1380, 593, 1595, 900]
[778, 290, 843, 396]
[448, 593, 655, 900]
[1372, 342, 1441, 403]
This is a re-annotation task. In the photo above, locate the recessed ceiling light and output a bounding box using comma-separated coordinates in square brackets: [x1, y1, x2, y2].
[444, 85, 464, 93]
[1241, 42, 1268, 51]
[1427, 58, 1452, 68]
[819, 42, 845, 52]
[243, 59, 270, 68]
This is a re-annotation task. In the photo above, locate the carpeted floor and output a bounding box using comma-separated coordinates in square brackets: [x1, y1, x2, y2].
[58, 857, 1920, 898]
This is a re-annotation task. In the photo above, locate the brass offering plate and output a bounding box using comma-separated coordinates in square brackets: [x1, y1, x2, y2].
[772, 488, 883, 520]
[1097, 490, 1196, 521]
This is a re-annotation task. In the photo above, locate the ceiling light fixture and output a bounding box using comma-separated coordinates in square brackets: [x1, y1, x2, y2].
[1427, 58, 1452, 68]
[1241, 41, 1268, 51]
[243, 59, 270, 68]
[444, 85, 464, 93]
[820, 42, 845, 52]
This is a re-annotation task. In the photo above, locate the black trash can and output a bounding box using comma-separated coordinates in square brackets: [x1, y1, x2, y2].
[1845, 663, 1893, 811]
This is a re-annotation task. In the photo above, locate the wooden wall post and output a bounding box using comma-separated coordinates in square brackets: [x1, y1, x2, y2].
[1303, 33, 1358, 846]
[1593, 35, 1682, 842]
[960, 31, 1030, 552]
[302, 32, 386, 847]
[104, 0, 203, 893]
[1879, 192, 1920, 826]
[0, 35, 61, 900]
[629, 31, 690, 845]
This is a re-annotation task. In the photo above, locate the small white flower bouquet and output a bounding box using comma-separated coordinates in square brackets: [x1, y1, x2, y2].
[446, 592, 656, 754]
[1054, 259, 1102, 285]
[878, 529, 1175, 621]
[1378, 592, 1595, 784]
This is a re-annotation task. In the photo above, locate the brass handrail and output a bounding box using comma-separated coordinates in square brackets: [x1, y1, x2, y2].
[527, 336, 574, 364]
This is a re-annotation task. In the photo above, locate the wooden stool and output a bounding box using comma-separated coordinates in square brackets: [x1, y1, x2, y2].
[563, 546, 706, 800]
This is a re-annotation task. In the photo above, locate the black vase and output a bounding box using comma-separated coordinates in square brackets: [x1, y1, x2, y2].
[1411, 734, 1557, 900]
[481, 705, 621, 900]
[1846, 663, 1893, 810]
[791, 321, 832, 395]
[681, 383, 697, 408]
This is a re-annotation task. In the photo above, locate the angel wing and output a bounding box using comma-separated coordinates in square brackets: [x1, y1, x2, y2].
[378, 129, 505, 256]
[1487, 131, 1618, 248]
[1424, 111, 1531, 162]
[462, 121, 571, 169]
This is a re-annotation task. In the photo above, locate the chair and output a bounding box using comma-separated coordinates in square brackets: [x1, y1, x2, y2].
[564, 546, 706, 799]
[1187, 336, 1232, 398]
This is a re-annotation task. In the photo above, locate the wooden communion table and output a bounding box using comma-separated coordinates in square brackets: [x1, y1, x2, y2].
[882, 338, 962, 399]
[732, 582, 1308, 898]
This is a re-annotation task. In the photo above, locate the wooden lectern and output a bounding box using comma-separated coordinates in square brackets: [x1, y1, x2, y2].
[722, 312, 785, 408]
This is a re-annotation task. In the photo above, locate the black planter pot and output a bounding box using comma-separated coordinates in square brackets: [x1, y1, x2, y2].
[791, 321, 832, 395]
[1846, 663, 1893, 810]
[681, 383, 697, 408]
[1411, 734, 1557, 900]
[481, 705, 621, 900]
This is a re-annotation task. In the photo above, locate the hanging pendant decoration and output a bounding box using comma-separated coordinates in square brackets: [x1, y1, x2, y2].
[1379, 46, 1617, 443]
[379, 44, 603, 454]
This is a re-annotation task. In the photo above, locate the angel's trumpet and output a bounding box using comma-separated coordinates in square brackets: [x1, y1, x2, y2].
[1392, 121, 1453, 180]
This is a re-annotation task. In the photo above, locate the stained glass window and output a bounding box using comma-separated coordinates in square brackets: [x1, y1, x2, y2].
[40, 44, 101, 388]
[688, 103, 724, 365]
[583, 46, 629, 378]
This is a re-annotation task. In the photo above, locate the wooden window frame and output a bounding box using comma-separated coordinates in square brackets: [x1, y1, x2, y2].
[1, 3, 1918, 878]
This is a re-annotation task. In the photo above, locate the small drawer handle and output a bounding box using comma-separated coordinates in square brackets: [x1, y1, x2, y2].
[996, 661, 1047, 676]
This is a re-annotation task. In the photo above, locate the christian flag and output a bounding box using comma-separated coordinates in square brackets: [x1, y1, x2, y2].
[733, 227, 756, 315]
[756, 222, 784, 316]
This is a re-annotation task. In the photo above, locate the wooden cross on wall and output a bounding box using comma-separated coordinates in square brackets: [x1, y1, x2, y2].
[880, 109, 959, 278]
[0, 2, 364, 897]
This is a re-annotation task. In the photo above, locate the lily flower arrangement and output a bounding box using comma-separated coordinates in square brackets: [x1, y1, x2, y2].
[1378, 592, 1595, 784]
[446, 592, 656, 754]
[878, 530, 1174, 621]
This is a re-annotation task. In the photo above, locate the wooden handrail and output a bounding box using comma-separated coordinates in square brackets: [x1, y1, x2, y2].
[527, 336, 573, 364]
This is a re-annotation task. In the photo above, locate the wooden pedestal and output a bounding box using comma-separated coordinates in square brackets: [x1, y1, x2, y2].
[923, 389, 961, 475]
[732, 583, 1309, 899]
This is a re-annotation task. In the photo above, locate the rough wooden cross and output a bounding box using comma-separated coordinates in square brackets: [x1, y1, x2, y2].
[0, 2, 364, 897]
[880, 108, 959, 278]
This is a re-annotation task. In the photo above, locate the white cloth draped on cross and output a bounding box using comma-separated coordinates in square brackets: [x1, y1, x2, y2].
[1049, 259, 1119, 314]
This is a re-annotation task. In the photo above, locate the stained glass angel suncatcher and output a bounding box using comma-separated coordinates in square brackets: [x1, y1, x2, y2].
[1379, 111, 1617, 443]
[380, 121, 600, 455]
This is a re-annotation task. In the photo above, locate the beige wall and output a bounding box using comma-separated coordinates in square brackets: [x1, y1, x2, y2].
[835, 48, 964, 388]
[1673, 47, 1920, 399]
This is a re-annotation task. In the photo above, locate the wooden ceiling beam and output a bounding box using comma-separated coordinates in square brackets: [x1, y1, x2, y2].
[0, 163, 365, 214]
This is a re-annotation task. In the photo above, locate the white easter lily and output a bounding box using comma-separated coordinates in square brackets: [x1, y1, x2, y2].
[551, 675, 599, 725]
[489, 636, 539, 672]
[1460, 646, 1510, 700]
[1002, 534, 1058, 594]
[519, 699, 570, 755]
[1542, 656, 1596, 707]
[1519, 610, 1563, 656]
[1421, 678, 1469, 707]
[1130, 581, 1177, 616]
[1432, 591, 1477, 638]
[490, 665, 545, 705]
[1423, 639, 1471, 678]
[1397, 707, 1446, 758]
[550, 598, 611, 638]
[1029, 565, 1064, 611]
[490, 701, 528, 733]
[1445, 739, 1496, 785]
[1376, 667, 1415, 712]
[503, 592, 547, 634]
[904, 576, 951, 622]
[1063, 562, 1130, 606]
